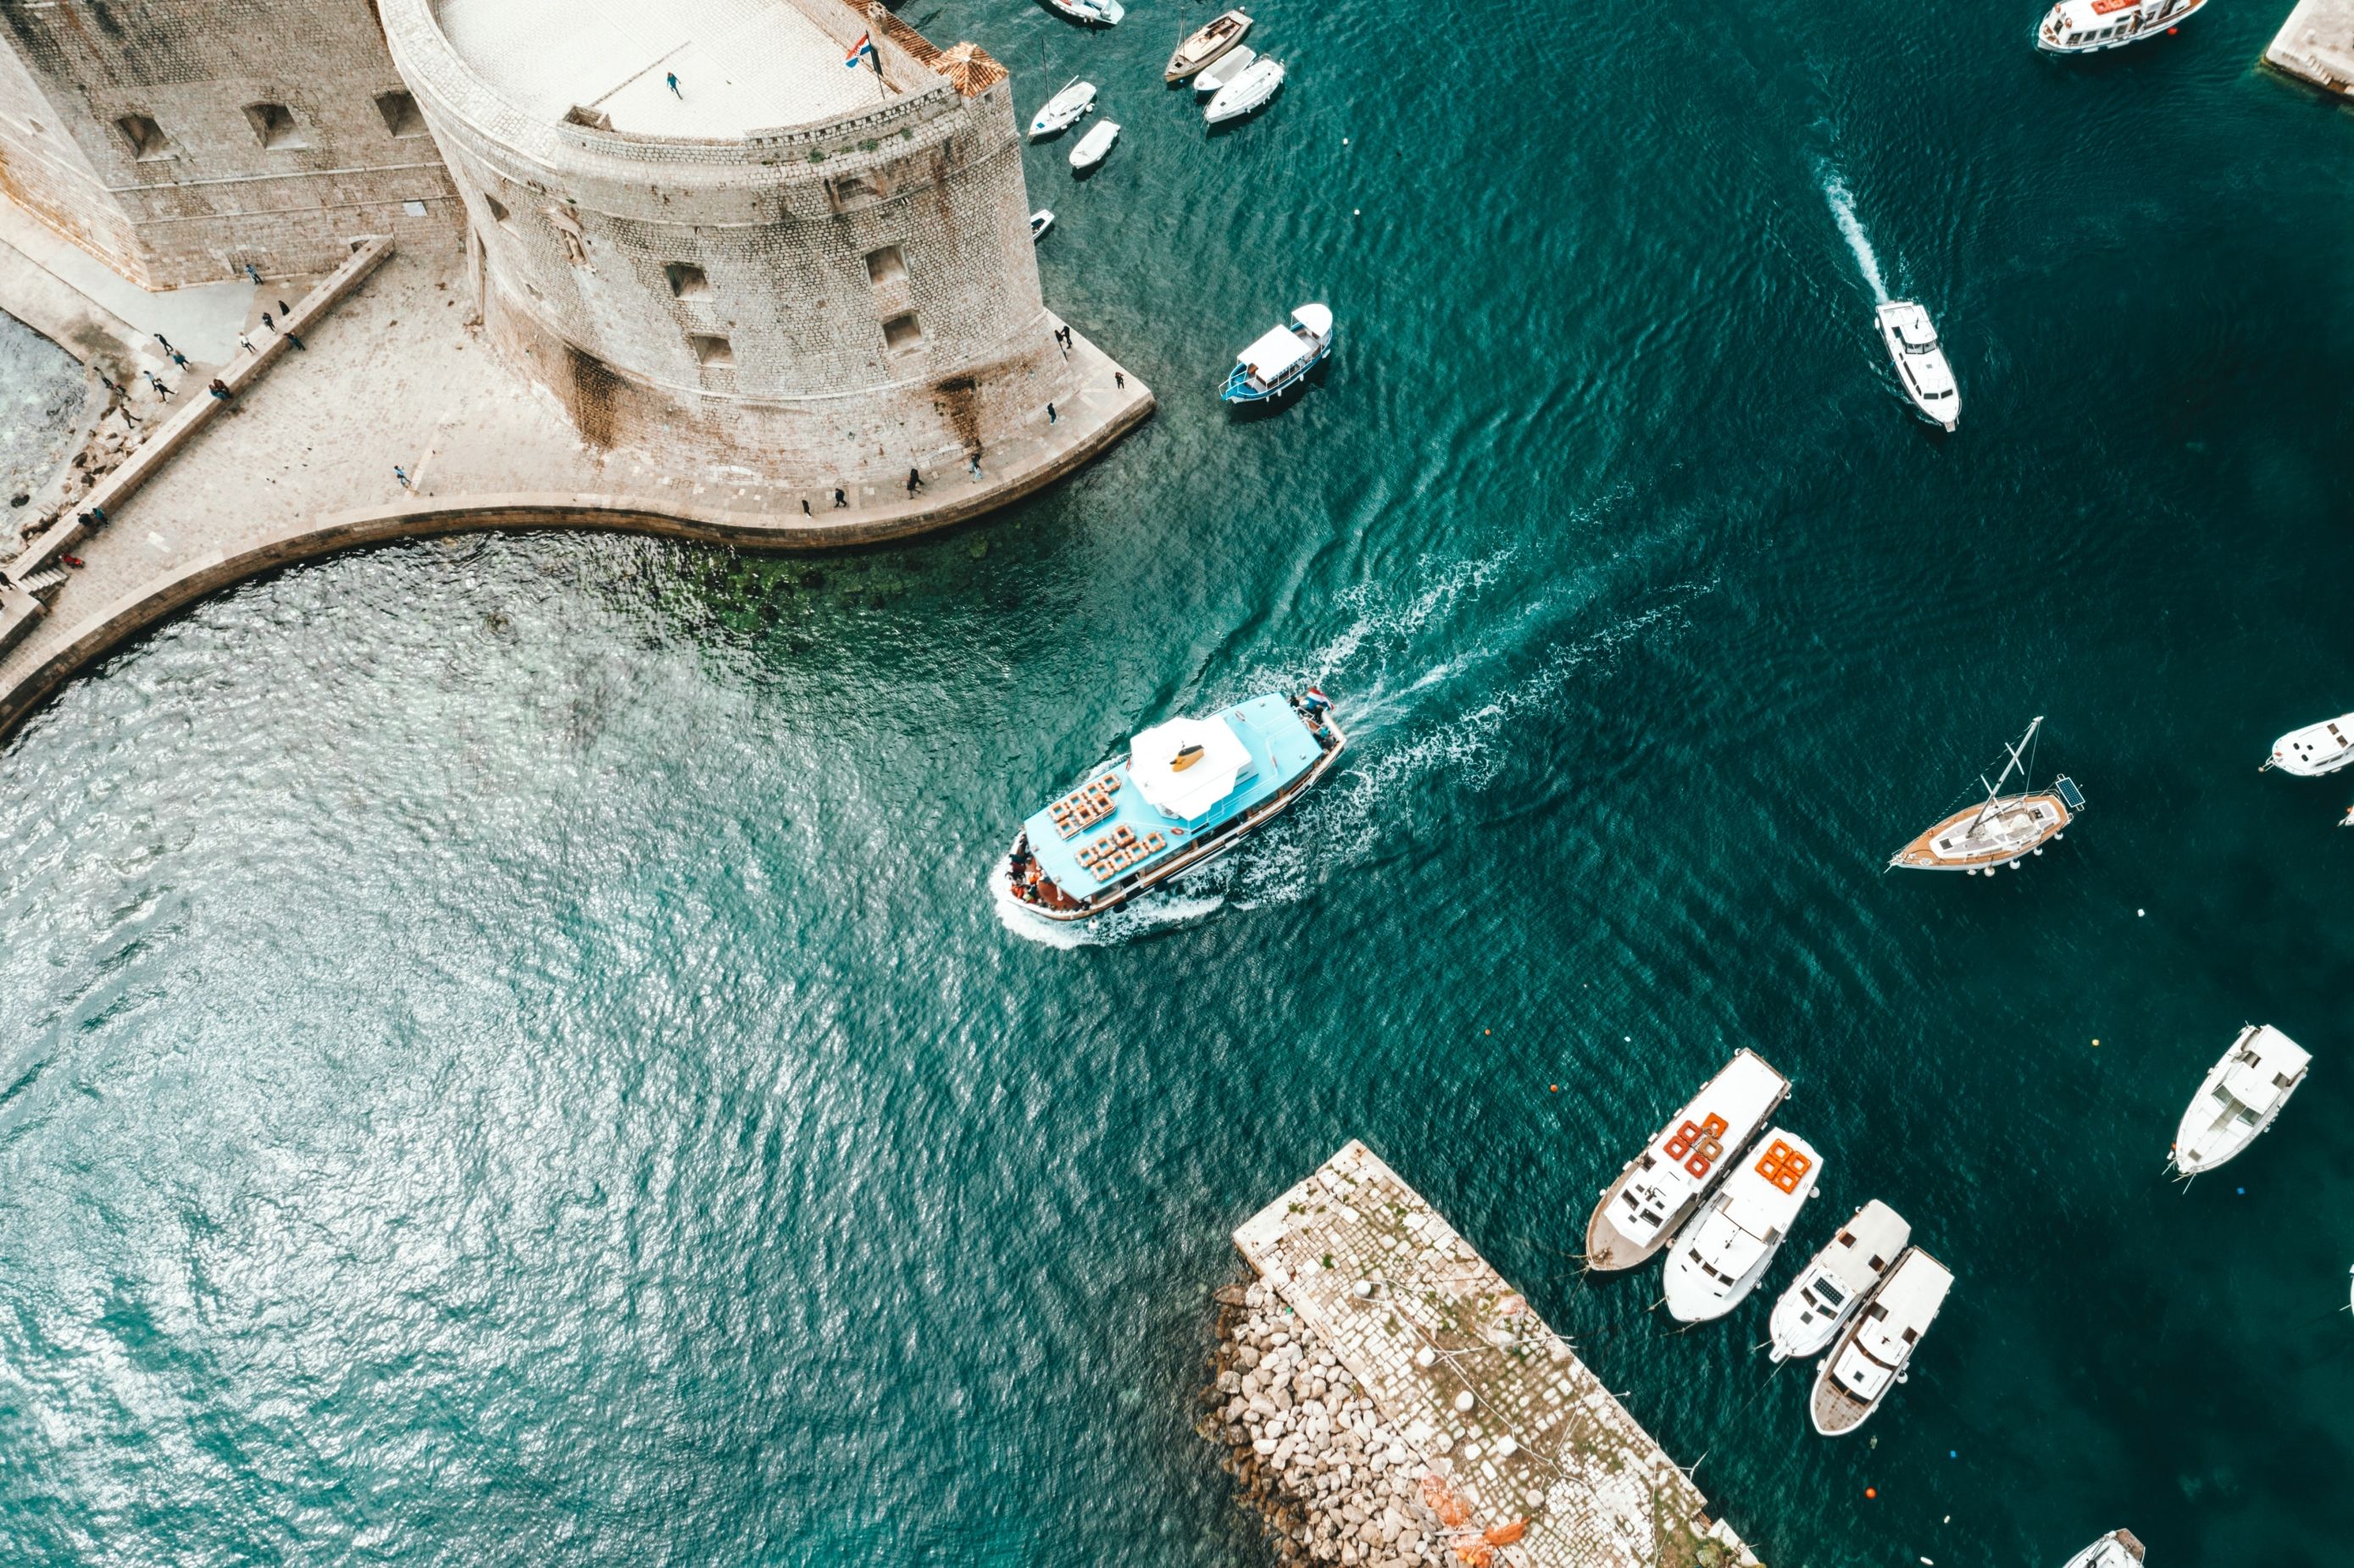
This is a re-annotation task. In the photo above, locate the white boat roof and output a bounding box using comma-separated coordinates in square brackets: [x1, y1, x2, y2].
[1713, 1128, 1822, 1233]
[1609, 1050, 1787, 1245]
[1830, 1248, 1951, 1399]
[2217, 1024, 2309, 1106]
[1072, 120, 1120, 156]
[1818, 1200, 1911, 1295]
[1878, 300, 1937, 345]
[1240, 324, 1311, 380]
[1197, 45, 1255, 86]
[2272, 713, 2354, 763]
[2048, 0, 2158, 28]
[1130, 714, 1251, 821]
[1292, 302, 1333, 337]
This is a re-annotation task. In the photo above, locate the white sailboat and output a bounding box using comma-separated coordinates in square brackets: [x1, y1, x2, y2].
[1582, 1049, 1791, 1272]
[2168, 1024, 2311, 1177]
[2059, 1529, 2146, 1568]
[1205, 57, 1286, 125]
[1890, 716, 2084, 874]
[1662, 1128, 1824, 1323]
[1027, 79, 1096, 141]
[2261, 712, 2354, 776]
[1767, 1200, 1912, 1363]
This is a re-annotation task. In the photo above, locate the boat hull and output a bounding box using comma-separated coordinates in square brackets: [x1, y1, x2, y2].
[1222, 335, 1330, 404]
[1890, 790, 2072, 871]
[1002, 716, 1346, 922]
[2038, 0, 2205, 53]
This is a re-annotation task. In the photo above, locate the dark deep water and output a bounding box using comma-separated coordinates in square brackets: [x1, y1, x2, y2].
[3, 0, 2352, 1563]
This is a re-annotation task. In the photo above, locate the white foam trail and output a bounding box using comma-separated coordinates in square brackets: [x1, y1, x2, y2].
[991, 873, 1224, 949]
[1821, 169, 1888, 304]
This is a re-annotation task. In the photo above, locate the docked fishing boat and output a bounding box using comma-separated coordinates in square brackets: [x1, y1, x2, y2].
[2168, 1023, 2311, 1176]
[1041, 0, 1124, 25]
[1000, 691, 1344, 923]
[1167, 8, 1252, 80]
[2060, 1529, 2146, 1568]
[1767, 1200, 1912, 1363]
[2262, 712, 2354, 776]
[1205, 56, 1286, 125]
[1221, 305, 1332, 404]
[1810, 1246, 1953, 1436]
[2038, 0, 2205, 53]
[1583, 1049, 1790, 1272]
[1027, 79, 1096, 141]
[1195, 45, 1257, 97]
[1030, 209, 1055, 241]
[1890, 716, 2084, 874]
[1875, 300, 1961, 430]
[1069, 119, 1121, 172]
[1662, 1128, 1824, 1323]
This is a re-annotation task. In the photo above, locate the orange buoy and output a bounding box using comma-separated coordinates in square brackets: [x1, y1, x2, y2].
[1866, 1487, 1879, 1499]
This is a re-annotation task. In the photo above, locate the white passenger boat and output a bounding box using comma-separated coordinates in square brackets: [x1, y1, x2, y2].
[1890, 716, 2085, 874]
[1662, 1128, 1824, 1323]
[1583, 1049, 1790, 1272]
[1810, 1246, 1952, 1436]
[1041, 0, 1124, 25]
[1205, 57, 1286, 125]
[2262, 712, 2354, 776]
[1069, 120, 1121, 172]
[1222, 305, 1333, 404]
[1167, 8, 1252, 80]
[1030, 209, 1055, 241]
[2038, 0, 2205, 53]
[2169, 1023, 2311, 1177]
[1767, 1200, 1912, 1363]
[1195, 45, 1257, 97]
[1875, 300, 1961, 430]
[2060, 1529, 2146, 1568]
[1028, 79, 1097, 141]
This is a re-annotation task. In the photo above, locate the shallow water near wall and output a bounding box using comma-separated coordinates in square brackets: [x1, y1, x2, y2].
[3, 2, 2352, 1565]
[0, 308, 84, 514]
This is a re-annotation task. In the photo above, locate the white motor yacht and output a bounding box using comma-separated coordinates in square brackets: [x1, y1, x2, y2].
[2059, 1529, 2146, 1568]
[1810, 1246, 1953, 1436]
[1068, 120, 1121, 173]
[2169, 1024, 2311, 1176]
[1663, 1128, 1824, 1322]
[1583, 1049, 1791, 1272]
[1205, 57, 1286, 125]
[2262, 712, 2354, 776]
[1767, 1200, 1912, 1363]
[2039, 0, 2206, 53]
[1875, 300, 1960, 430]
[1194, 45, 1257, 97]
[1027, 79, 1096, 141]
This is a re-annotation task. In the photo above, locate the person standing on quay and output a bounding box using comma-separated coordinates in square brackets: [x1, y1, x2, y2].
[393, 465, 413, 490]
[906, 467, 923, 496]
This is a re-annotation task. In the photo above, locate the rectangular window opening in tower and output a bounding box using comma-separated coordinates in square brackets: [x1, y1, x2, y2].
[865, 246, 908, 286]
[882, 313, 924, 354]
[375, 91, 428, 138]
[115, 114, 170, 160]
[666, 263, 713, 300]
[690, 334, 736, 368]
[244, 103, 307, 150]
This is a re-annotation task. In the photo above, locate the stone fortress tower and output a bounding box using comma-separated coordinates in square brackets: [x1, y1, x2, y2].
[378, 0, 1108, 486]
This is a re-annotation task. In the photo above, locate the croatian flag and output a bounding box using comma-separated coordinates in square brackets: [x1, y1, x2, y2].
[845, 30, 877, 68]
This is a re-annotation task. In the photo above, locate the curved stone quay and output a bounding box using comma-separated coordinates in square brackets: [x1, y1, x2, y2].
[1211, 1141, 1762, 1568]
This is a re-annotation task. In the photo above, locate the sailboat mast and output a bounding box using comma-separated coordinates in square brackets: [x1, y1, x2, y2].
[1968, 716, 2045, 831]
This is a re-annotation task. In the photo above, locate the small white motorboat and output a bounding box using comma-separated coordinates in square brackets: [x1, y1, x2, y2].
[1205, 56, 1285, 125]
[2169, 1023, 2311, 1177]
[1030, 209, 1055, 241]
[1194, 44, 1256, 97]
[1661, 1128, 1824, 1323]
[1168, 8, 1252, 80]
[1041, 0, 1124, 25]
[1767, 1200, 1911, 1364]
[2039, 0, 2206, 53]
[1875, 299, 1960, 430]
[2059, 1529, 2146, 1568]
[2262, 712, 2354, 776]
[1068, 120, 1121, 172]
[1027, 78, 1097, 141]
[1810, 1246, 1953, 1436]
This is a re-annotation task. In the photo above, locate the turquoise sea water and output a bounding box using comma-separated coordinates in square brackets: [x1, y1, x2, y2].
[3, 1, 2353, 1563]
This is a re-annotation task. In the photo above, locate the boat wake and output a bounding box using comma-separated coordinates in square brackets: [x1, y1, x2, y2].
[1819, 166, 1889, 305]
[990, 872, 1224, 949]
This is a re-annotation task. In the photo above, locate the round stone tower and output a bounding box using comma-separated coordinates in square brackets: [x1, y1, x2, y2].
[380, 0, 1095, 487]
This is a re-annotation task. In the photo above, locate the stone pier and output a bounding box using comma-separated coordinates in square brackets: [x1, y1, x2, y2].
[2265, 0, 2354, 97]
[1223, 1140, 1759, 1568]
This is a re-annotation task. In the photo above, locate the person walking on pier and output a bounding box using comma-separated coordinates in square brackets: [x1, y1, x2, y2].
[832, 488, 847, 508]
[244, 262, 262, 285]
[393, 465, 413, 490]
[906, 466, 923, 496]
[1046, 402, 1057, 425]
[239, 336, 258, 357]
[169, 350, 190, 371]
[146, 372, 173, 397]
[802, 498, 812, 516]
[153, 331, 174, 353]
[667, 71, 683, 98]
[260, 311, 274, 332]
[968, 448, 983, 479]
[282, 331, 306, 351]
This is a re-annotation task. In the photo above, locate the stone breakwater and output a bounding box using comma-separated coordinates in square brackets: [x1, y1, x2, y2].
[1208, 1140, 1762, 1568]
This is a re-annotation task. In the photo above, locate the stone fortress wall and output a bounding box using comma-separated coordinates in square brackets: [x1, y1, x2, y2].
[379, 0, 1083, 486]
[0, 0, 458, 288]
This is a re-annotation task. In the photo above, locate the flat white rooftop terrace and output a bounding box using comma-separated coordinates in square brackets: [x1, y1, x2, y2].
[434, 0, 889, 137]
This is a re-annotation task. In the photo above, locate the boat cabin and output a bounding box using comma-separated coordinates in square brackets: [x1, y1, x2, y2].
[2040, 0, 2201, 51]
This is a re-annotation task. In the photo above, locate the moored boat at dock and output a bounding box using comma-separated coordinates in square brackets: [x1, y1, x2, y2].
[1205, 55, 1286, 125]
[1582, 1049, 1790, 1272]
[1167, 8, 1252, 80]
[1768, 1199, 1912, 1362]
[1890, 716, 2084, 873]
[1810, 1245, 1953, 1436]
[2060, 1529, 2147, 1568]
[1875, 300, 1961, 430]
[1000, 690, 1344, 923]
[2262, 712, 2354, 775]
[2038, 0, 2206, 53]
[2168, 1023, 2310, 1176]
[1222, 305, 1332, 404]
[1194, 45, 1257, 97]
[1662, 1128, 1824, 1322]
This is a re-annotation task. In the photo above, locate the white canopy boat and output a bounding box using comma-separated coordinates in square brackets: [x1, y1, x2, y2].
[1194, 44, 1256, 97]
[1027, 79, 1097, 141]
[1584, 1049, 1790, 1272]
[1069, 120, 1121, 172]
[2261, 712, 2354, 776]
[2169, 1023, 2311, 1177]
[1168, 8, 1252, 81]
[1221, 304, 1333, 404]
[1767, 1200, 1912, 1363]
[1662, 1128, 1824, 1323]
[1876, 300, 1960, 430]
[1030, 209, 1054, 241]
[2039, 0, 2206, 53]
[1810, 1246, 1953, 1436]
[1205, 56, 1285, 125]
[1041, 0, 1124, 25]
[2060, 1529, 2146, 1568]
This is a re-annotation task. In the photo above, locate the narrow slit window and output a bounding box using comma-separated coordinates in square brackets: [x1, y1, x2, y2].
[244, 103, 306, 149]
[689, 334, 736, 368]
[375, 91, 427, 138]
[665, 263, 712, 300]
[881, 313, 923, 353]
[865, 245, 908, 286]
[116, 114, 169, 160]
[483, 191, 511, 226]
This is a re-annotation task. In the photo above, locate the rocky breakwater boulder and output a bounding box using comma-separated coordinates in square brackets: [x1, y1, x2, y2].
[1202, 1283, 1468, 1568]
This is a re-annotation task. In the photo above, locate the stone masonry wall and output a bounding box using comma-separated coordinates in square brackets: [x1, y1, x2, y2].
[0, 0, 458, 287]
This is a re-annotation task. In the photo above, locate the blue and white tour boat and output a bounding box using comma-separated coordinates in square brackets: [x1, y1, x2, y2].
[1002, 690, 1345, 921]
[1221, 304, 1333, 404]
